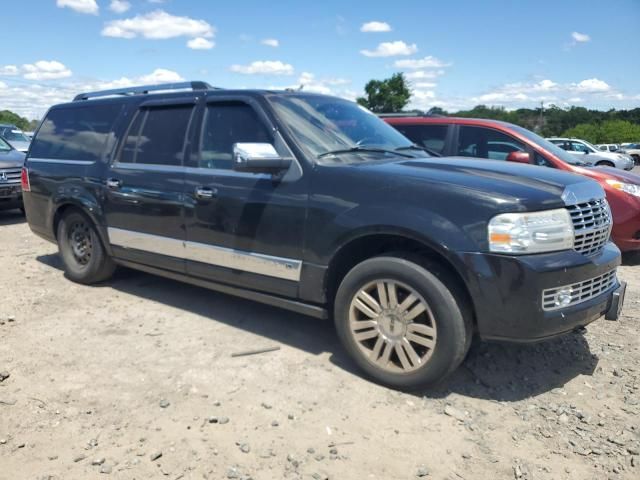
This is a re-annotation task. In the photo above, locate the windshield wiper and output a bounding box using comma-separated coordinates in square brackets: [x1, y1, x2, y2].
[395, 144, 440, 157]
[317, 146, 414, 159]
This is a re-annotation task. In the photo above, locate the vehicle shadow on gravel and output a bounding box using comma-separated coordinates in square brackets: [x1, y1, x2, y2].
[36, 254, 599, 403]
[0, 210, 25, 226]
[621, 251, 640, 266]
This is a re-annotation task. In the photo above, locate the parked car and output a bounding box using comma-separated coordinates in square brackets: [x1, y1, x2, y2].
[597, 144, 620, 153]
[619, 143, 640, 165]
[0, 124, 31, 153]
[383, 115, 640, 253]
[0, 136, 26, 212]
[547, 137, 634, 170]
[22, 82, 625, 389]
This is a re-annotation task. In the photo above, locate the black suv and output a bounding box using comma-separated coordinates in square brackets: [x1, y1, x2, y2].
[22, 82, 625, 389]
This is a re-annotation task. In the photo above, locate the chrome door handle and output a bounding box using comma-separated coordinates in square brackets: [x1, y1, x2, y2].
[195, 186, 216, 200]
[106, 178, 121, 189]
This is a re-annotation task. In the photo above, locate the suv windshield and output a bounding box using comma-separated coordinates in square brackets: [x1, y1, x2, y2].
[268, 94, 424, 161]
[512, 127, 592, 167]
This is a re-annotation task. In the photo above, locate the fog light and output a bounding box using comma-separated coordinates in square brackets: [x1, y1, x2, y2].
[555, 288, 573, 307]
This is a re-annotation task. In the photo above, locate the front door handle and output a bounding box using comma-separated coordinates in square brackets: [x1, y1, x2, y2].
[195, 186, 217, 200]
[106, 178, 122, 189]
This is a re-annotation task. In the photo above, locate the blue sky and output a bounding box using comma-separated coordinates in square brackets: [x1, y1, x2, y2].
[1, 0, 639, 119]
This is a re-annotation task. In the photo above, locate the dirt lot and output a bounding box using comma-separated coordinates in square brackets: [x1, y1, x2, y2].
[0, 211, 638, 480]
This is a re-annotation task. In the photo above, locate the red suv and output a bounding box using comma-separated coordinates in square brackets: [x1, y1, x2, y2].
[384, 115, 640, 253]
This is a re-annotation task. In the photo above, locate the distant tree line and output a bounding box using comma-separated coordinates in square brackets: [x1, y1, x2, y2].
[357, 73, 640, 143]
[0, 110, 39, 131]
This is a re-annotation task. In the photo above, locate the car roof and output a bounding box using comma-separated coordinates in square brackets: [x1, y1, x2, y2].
[382, 116, 519, 129]
[49, 88, 344, 112]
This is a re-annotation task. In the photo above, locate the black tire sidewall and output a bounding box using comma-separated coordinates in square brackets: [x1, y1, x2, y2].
[57, 210, 112, 284]
[334, 256, 470, 389]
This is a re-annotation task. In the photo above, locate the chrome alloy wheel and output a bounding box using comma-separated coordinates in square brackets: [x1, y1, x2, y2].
[348, 280, 437, 373]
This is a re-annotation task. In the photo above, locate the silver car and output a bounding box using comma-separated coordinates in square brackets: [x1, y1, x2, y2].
[0, 124, 31, 153]
[546, 137, 635, 170]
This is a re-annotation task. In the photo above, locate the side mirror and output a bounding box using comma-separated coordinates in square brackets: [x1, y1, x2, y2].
[232, 143, 292, 174]
[506, 151, 531, 164]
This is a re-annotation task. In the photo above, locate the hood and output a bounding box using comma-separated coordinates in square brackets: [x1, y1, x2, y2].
[6, 140, 30, 152]
[355, 157, 602, 212]
[575, 165, 640, 184]
[0, 149, 26, 168]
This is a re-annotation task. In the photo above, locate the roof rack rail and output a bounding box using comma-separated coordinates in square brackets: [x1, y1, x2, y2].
[73, 81, 216, 101]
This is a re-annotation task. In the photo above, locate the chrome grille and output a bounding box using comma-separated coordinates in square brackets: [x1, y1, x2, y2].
[566, 199, 611, 257]
[542, 269, 617, 311]
[0, 168, 21, 185]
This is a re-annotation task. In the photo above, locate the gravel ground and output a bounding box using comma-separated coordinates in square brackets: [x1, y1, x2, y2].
[0, 211, 638, 480]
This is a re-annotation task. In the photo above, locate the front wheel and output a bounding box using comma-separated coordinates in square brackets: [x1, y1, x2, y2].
[57, 210, 115, 284]
[334, 255, 471, 390]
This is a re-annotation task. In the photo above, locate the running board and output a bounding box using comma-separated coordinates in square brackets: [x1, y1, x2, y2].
[114, 259, 329, 320]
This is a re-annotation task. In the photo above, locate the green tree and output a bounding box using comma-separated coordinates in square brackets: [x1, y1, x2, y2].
[357, 73, 411, 113]
[0, 110, 32, 130]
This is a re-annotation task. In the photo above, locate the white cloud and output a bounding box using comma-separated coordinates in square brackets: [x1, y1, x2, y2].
[0, 65, 19, 76]
[230, 60, 294, 75]
[394, 56, 450, 69]
[360, 21, 391, 33]
[0, 81, 7, 89]
[414, 82, 437, 89]
[261, 38, 279, 47]
[571, 31, 590, 43]
[102, 10, 215, 43]
[109, 0, 131, 13]
[360, 41, 417, 57]
[572, 78, 610, 93]
[405, 70, 445, 80]
[187, 37, 215, 50]
[22, 61, 72, 80]
[267, 72, 351, 97]
[57, 0, 98, 15]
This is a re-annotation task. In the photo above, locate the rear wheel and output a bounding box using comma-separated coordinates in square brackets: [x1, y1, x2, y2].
[334, 255, 471, 390]
[57, 210, 115, 284]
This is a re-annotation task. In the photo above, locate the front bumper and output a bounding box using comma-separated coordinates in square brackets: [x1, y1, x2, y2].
[0, 185, 22, 210]
[458, 243, 622, 342]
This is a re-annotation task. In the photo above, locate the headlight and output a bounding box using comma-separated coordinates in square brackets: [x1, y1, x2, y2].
[606, 179, 640, 197]
[488, 208, 574, 254]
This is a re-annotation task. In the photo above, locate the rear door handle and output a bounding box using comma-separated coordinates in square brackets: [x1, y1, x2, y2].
[195, 186, 217, 200]
[106, 178, 122, 189]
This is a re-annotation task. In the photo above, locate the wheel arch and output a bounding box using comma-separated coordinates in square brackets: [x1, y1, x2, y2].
[51, 200, 112, 255]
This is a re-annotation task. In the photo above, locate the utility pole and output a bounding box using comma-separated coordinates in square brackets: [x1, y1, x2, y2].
[538, 101, 544, 132]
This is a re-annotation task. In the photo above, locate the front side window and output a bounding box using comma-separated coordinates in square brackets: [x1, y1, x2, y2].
[456, 126, 525, 160]
[199, 102, 272, 170]
[119, 106, 192, 166]
[570, 141, 590, 153]
[30, 104, 122, 161]
[268, 94, 421, 162]
[394, 124, 448, 154]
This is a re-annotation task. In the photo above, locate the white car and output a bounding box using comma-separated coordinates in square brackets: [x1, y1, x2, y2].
[596, 143, 620, 153]
[619, 143, 640, 166]
[546, 137, 635, 170]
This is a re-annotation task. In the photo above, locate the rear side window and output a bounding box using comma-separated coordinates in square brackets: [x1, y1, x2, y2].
[199, 102, 271, 170]
[393, 124, 448, 154]
[119, 106, 193, 166]
[457, 126, 525, 160]
[30, 104, 122, 161]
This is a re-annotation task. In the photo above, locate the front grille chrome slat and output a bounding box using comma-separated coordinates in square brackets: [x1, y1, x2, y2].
[566, 198, 611, 257]
[0, 168, 22, 185]
[542, 269, 617, 311]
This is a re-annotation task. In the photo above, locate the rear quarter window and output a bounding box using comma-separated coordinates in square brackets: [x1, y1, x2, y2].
[30, 103, 122, 162]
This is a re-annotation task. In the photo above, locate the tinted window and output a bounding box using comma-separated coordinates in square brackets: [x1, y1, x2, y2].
[570, 141, 589, 153]
[200, 102, 271, 170]
[534, 152, 556, 168]
[30, 104, 122, 161]
[119, 106, 192, 166]
[394, 124, 448, 154]
[456, 126, 525, 160]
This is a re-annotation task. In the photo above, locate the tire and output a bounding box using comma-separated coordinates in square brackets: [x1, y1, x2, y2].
[57, 209, 115, 284]
[596, 161, 615, 168]
[632, 155, 640, 167]
[333, 255, 471, 390]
